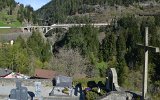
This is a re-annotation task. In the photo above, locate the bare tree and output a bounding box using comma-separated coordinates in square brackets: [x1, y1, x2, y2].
[50, 48, 89, 77]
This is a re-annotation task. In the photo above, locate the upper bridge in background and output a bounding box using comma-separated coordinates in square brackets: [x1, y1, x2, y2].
[20, 23, 111, 34]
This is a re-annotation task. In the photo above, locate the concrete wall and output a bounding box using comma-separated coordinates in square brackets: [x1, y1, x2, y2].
[0, 78, 53, 98]
[0, 78, 52, 87]
[0, 32, 32, 42]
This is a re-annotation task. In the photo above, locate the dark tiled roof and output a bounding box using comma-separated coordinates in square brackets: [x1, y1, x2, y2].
[0, 68, 12, 77]
[34, 68, 57, 79]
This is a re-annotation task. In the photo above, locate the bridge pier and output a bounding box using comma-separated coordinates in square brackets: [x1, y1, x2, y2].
[33, 27, 36, 31]
[27, 28, 31, 32]
[45, 27, 48, 33]
[64, 27, 69, 30]
[21, 28, 25, 33]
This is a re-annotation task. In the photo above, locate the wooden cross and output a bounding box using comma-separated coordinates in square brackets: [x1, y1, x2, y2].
[137, 27, 159, 99]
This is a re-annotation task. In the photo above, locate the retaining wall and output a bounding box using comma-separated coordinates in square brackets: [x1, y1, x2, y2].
[0, 78, 52, 87]
[0, 32, 32, 42]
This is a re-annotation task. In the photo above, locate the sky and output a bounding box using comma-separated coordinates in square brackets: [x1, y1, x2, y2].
[15, 0, 51, 10]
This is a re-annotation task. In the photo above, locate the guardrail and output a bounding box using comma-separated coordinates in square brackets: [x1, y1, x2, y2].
[0, 27, 11, 28]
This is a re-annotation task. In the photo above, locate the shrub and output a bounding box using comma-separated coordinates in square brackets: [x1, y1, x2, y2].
[73, 77, 105, 88]
[99, 89, 106, 96]
[85, 87, 107, 100]
[85, 91, 98, 100]
[92, 87, 98, 93]
[92, 87, 106, 96]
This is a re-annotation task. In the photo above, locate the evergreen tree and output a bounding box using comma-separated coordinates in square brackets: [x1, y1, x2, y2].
[102, 32, 116, 62]
[27, 31, 51, 63]
[66, 25, 99, 58]
[116, 31, 128, 85]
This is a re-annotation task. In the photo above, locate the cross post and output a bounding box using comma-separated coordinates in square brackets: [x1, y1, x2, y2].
[137, 27, 159, 100]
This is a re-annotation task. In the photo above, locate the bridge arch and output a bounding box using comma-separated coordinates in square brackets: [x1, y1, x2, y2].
[45, 27, 69, 34]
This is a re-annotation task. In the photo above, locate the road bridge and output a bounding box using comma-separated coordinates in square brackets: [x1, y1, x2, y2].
[20, 23, 110, 34]
[0, 23, 110, 44]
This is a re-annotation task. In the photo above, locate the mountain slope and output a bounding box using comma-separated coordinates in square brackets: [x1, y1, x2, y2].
[36, 0, 155, 25]
[0, 0, 37, 27]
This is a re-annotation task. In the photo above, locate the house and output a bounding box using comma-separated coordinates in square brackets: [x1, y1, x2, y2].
[0, 68, 12, 78]
[33, 68, 57, 79]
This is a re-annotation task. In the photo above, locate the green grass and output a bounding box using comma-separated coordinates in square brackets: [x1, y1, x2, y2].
[0, 21, 8, 26]
[0, 18, 22, 27]
[0, 20, 22, 27]
[10, 21, 22, 27]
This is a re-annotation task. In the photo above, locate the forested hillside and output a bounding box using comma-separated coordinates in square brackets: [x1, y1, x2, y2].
[0, 0, 37, 27]
[36, 0, 160, 24]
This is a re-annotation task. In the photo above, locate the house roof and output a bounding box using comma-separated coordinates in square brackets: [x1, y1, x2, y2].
[0, 68, 12, 77]
[34, 68, 57, 79]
